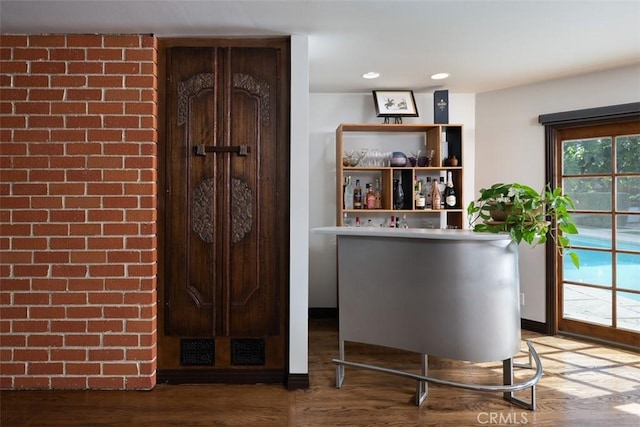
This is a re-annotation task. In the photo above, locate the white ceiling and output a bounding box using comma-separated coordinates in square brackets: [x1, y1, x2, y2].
[2, 0, 639, 94]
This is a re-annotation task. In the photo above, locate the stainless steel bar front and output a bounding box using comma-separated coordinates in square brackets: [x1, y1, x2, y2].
[335, 231, 521, 363]
[311, 228, 539, 409]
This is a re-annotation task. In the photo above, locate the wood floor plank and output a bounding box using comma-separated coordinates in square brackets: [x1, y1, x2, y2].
[1, 318, 639, 426]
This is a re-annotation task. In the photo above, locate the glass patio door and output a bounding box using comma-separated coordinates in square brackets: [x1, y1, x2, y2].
[557, 121, 640, 348]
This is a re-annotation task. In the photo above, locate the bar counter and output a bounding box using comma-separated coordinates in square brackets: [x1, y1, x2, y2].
[312, 226, 541, 409]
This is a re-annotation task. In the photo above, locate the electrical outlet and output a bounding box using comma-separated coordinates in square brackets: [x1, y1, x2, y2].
[520, 293, 525, 306]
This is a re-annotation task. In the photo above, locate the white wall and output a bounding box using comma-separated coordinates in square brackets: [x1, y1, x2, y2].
[309, 92, 476, 307]
[476, 64, 640, 322]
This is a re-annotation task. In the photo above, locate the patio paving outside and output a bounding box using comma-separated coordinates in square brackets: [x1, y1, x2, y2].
[564, 280, 640, 333]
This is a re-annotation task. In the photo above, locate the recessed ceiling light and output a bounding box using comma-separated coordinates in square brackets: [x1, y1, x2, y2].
[430, 72, 450, 80]
[362, 72, 380, 79]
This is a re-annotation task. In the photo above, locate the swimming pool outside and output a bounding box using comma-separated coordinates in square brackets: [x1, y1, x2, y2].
[562, 229, 640, 332]
[564, 233, 640, 295]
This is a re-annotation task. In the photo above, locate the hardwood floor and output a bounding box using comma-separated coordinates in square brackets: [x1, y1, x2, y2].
[2, 318, 639, 426]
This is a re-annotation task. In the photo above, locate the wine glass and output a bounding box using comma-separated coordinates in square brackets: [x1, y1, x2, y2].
[419, 149, 434, 167]
[384, 151, 392, 166]
[370, 148, 381, 166]
[409, 150, 421, 167]
[357, 148, 368, 166]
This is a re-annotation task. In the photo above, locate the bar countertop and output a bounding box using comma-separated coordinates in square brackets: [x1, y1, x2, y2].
[312, 226, 512, 241]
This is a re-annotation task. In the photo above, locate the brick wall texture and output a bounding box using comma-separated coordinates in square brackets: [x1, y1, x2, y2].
[0, 34, 158, 390]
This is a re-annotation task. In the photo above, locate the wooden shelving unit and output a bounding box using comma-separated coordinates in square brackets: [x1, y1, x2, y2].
[336, 123, 464, 228]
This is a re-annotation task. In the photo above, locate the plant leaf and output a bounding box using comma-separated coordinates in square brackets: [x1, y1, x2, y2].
[560, 222, 578, 235]
[569, 252, 580, 269]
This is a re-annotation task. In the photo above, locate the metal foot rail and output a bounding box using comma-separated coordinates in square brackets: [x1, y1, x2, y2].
[334, 340, 542, 410]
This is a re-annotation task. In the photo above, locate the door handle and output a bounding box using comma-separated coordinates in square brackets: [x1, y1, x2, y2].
[194, 144, 250, 156]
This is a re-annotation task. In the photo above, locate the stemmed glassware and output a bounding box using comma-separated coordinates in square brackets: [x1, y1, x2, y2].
[344, 149, 399, 167]
[382, 151, 392, 166]
[354, 148, 385, 167]
[419, 149, 435, 167]
[343, 150, 365, 167]
[409, 150, 421, 167]
[369, 149, 382, 166]
[358, 149, 368, 166]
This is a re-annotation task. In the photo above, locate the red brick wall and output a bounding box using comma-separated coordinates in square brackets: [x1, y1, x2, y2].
[0, 34, 158, 390]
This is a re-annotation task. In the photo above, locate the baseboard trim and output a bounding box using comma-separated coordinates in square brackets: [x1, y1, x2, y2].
[286, 373, 310, 390]
[521, 318, 549, 334]
[157, 369, 285, 385]
[309, 307, 337, 319]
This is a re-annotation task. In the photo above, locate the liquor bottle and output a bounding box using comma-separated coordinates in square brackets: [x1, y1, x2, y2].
[444, 171, 457, 209]
[344, 176, 354, 210]
[374, 179, 382, 209]
[441, 130, 449, 167]
[438, 176, 446, 209]
[363, 183, 369, 209]
[366, 219, 375, 227]
[355, 216, 361, 227]
[431, 178, 441, 210]
[365, 183, 376, 209]
[342, 177, 347, 209]
[425, 177, 432, 209]
[393, 178, 404, 210]
[353, 179, 362, 209]
[400, 214, 409, 229]
[415, 180, 426, 210]
[389, 215, 395, 228]
[395, 216, 400, 228]
[342, 212, 352, 227]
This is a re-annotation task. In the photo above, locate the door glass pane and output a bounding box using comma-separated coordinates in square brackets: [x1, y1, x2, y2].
[563, 249, 612, 287]
[617, 253, 640, 292]
[564, 177, 612, 211]
[617, 291, 640, 332]
[562, 137, 612, 175]
[571, 214, 612, 248]
[615, 134, 640, 173]
[617, 215, 640, 252]
[616, 176, 640, 212]
[563, 284, 612, 326]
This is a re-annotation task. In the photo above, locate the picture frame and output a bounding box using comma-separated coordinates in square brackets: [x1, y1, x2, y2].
[372, 90, 419, 118]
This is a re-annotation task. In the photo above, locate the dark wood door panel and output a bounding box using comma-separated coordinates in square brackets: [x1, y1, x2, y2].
[165, 47, 219, 338]
[227, 47, 282, 337]
[158, 39, 290, 379]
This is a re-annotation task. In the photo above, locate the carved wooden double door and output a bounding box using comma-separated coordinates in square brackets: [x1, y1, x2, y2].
[158, 39, 290, 384]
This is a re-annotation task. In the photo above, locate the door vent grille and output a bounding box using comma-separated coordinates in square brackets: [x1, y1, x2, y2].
[180, 338, 215, 366]
[231, 338, 265, 365]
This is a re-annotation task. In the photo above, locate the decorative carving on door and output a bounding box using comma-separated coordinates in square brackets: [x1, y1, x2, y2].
[192, 177, 253, 244]
[177, 73, 215, 126]
[233, 73, 270, 124]
[231, 178, 253, 243]
[192, 177, 215, 243]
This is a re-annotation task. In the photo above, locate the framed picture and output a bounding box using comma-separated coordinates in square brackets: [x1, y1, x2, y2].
[372, 90, 419, 118]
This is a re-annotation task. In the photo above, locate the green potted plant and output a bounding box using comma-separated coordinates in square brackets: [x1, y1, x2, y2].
[467, 182, 580, 268]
